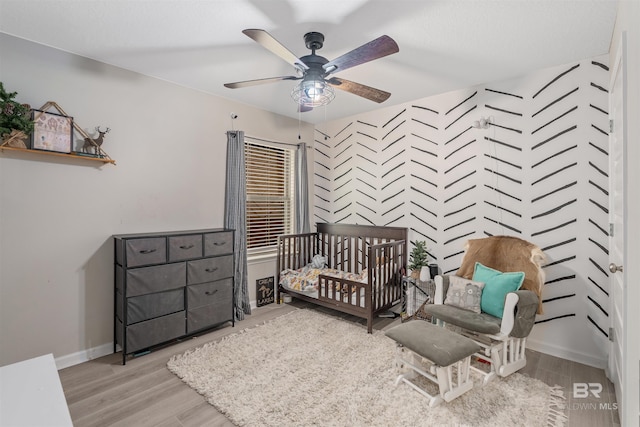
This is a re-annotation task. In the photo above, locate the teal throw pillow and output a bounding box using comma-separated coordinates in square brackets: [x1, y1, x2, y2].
[472, 262, 525, 318]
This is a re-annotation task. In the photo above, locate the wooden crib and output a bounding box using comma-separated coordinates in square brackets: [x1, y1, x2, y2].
[276, 223, 408, 333]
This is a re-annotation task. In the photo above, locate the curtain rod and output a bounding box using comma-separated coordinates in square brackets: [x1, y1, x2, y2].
[228, 131, 307, 147]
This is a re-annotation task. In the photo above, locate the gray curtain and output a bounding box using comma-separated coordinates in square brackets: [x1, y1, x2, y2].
[224, 130, 251, 320]
[295, 143, 311, 233]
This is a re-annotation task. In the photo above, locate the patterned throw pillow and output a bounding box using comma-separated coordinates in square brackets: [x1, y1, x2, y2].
[444, 275, 486, 313]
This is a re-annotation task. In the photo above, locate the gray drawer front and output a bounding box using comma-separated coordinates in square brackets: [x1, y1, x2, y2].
[187, 303, 233, 333]
[204, 232, 234, 257]
[126, 263, 186, 297]
[169, 234, 203, 262]
[127, 289, 184, 324]
[125, 237, 167, 267]
[187, 278, 233, 310]
[187, 255, 233, 285]
[126, 311, 185, 353]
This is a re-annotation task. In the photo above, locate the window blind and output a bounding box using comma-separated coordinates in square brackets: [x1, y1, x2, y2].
[245, 141, 294, 251]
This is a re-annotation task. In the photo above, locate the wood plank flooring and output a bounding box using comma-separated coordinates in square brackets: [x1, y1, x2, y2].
[58, 301, 620, 427]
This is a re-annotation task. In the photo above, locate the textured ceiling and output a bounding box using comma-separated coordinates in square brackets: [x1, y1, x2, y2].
[0, 0, 618, 124]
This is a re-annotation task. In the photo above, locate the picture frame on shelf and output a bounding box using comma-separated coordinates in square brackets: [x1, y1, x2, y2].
[30, 109, 73, 153]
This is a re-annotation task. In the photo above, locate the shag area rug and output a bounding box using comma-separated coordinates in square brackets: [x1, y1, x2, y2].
[168, 309, 566, 427]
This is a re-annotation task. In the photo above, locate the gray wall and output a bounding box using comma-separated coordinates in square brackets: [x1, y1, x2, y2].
[0, 33, 314, 367]
[316, 56, 610, 367]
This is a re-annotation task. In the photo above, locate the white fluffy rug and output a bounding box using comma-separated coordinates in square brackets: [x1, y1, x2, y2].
[168, 309, 566, 427]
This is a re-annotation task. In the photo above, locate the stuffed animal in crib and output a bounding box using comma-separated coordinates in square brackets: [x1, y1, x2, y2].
[311, 254, 327, 269]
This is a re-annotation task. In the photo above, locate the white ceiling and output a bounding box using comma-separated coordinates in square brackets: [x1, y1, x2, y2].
[0, 0, 618, 124]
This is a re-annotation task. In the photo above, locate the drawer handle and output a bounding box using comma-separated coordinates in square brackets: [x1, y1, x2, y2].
[139, 249, 157, 254]
[179, 244, 194, 250]
[205, 267, 219, 273]
[205, 289, 219, 296]
[213, 241, 226, 246]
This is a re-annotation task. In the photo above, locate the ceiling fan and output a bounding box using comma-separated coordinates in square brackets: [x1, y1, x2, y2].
[224, 29, 399, 112]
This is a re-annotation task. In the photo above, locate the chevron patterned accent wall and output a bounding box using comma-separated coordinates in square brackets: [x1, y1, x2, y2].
[313, 56, 610, 366]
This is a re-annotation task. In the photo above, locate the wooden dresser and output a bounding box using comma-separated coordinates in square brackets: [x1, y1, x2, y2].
[114, 228, 235, 364]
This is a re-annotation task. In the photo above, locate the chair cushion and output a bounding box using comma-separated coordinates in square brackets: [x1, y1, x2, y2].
[385, 321, 480, 367]
[424, 304, 502, 335]
[444, 275, 485, 313]
[473, 262, 525, 318]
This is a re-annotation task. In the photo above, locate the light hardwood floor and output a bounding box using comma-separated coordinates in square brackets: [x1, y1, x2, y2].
[59, 301, 620, 427]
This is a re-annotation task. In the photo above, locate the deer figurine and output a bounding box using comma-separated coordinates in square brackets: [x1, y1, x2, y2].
[82, 126, 110, 155]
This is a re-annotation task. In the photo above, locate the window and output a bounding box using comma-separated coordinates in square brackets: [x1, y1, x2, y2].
[245, 141, 295, 253]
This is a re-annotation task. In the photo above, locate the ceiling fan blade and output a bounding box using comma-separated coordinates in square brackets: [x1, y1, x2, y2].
[224, 75, 300, 89]
[323, 35, 398, 75]
[327, 77, 391, 103]
[242, 29, 309, 72]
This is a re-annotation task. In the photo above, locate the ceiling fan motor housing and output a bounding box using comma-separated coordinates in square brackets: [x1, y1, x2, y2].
[304, 32, 325, 51]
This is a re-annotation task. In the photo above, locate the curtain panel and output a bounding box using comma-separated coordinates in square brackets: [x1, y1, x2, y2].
[295, 143, 310, 234]
[224, 130, 251, 320]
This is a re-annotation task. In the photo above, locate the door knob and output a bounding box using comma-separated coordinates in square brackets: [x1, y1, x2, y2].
[609, 263, 624, 273]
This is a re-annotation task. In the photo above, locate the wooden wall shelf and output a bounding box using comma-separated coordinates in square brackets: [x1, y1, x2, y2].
[0, 101, 115, 165]
[0, 146, 116, 165]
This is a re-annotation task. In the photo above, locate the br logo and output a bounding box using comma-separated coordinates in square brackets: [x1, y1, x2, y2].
[573, 382, 603, 398]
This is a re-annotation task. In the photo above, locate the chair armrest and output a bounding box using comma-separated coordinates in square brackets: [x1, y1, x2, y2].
[500, 289, 539, 338]
[433, 275, 450, 305]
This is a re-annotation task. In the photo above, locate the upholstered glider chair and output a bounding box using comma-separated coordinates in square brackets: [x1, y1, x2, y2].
[424, 236, 546, 384]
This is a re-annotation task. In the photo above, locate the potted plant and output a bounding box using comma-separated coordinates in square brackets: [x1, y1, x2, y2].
[408, 240, 430, 279]
[0, 82, 33, 148]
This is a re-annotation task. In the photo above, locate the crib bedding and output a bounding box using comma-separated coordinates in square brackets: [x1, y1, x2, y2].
[279, 266, 368, 307]
[279, 266, 367, 293]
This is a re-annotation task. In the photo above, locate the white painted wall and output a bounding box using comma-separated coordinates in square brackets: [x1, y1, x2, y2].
[0, 33, 314, 368]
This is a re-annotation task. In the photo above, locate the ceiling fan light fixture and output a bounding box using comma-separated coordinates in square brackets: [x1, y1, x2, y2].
[225, 29, 399, 111]
[291, 77, 335, 107]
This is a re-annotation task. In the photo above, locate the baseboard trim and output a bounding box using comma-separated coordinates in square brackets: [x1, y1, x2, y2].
[55, 306, 263, 370]
[527, 337, 607, 369]
[54, 343, 114, 370]
[55, 323, 606, 371]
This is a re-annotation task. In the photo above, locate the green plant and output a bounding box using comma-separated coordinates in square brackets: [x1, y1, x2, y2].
[408, 240, 429, 270]
[0, 82, 33, 137]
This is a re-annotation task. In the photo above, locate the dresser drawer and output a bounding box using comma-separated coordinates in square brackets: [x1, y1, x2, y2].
[204, 231, 234, 256]
[169, 234, 203, 262]
[125, 237, 167, 267]
[126, 263, 186, 297]
[187, 303, 233, 333]
[125, 311, 186, 353]
[126, 288, 184, 324]
[187, 278, 233, 310]
[187, 255, 233, 285]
